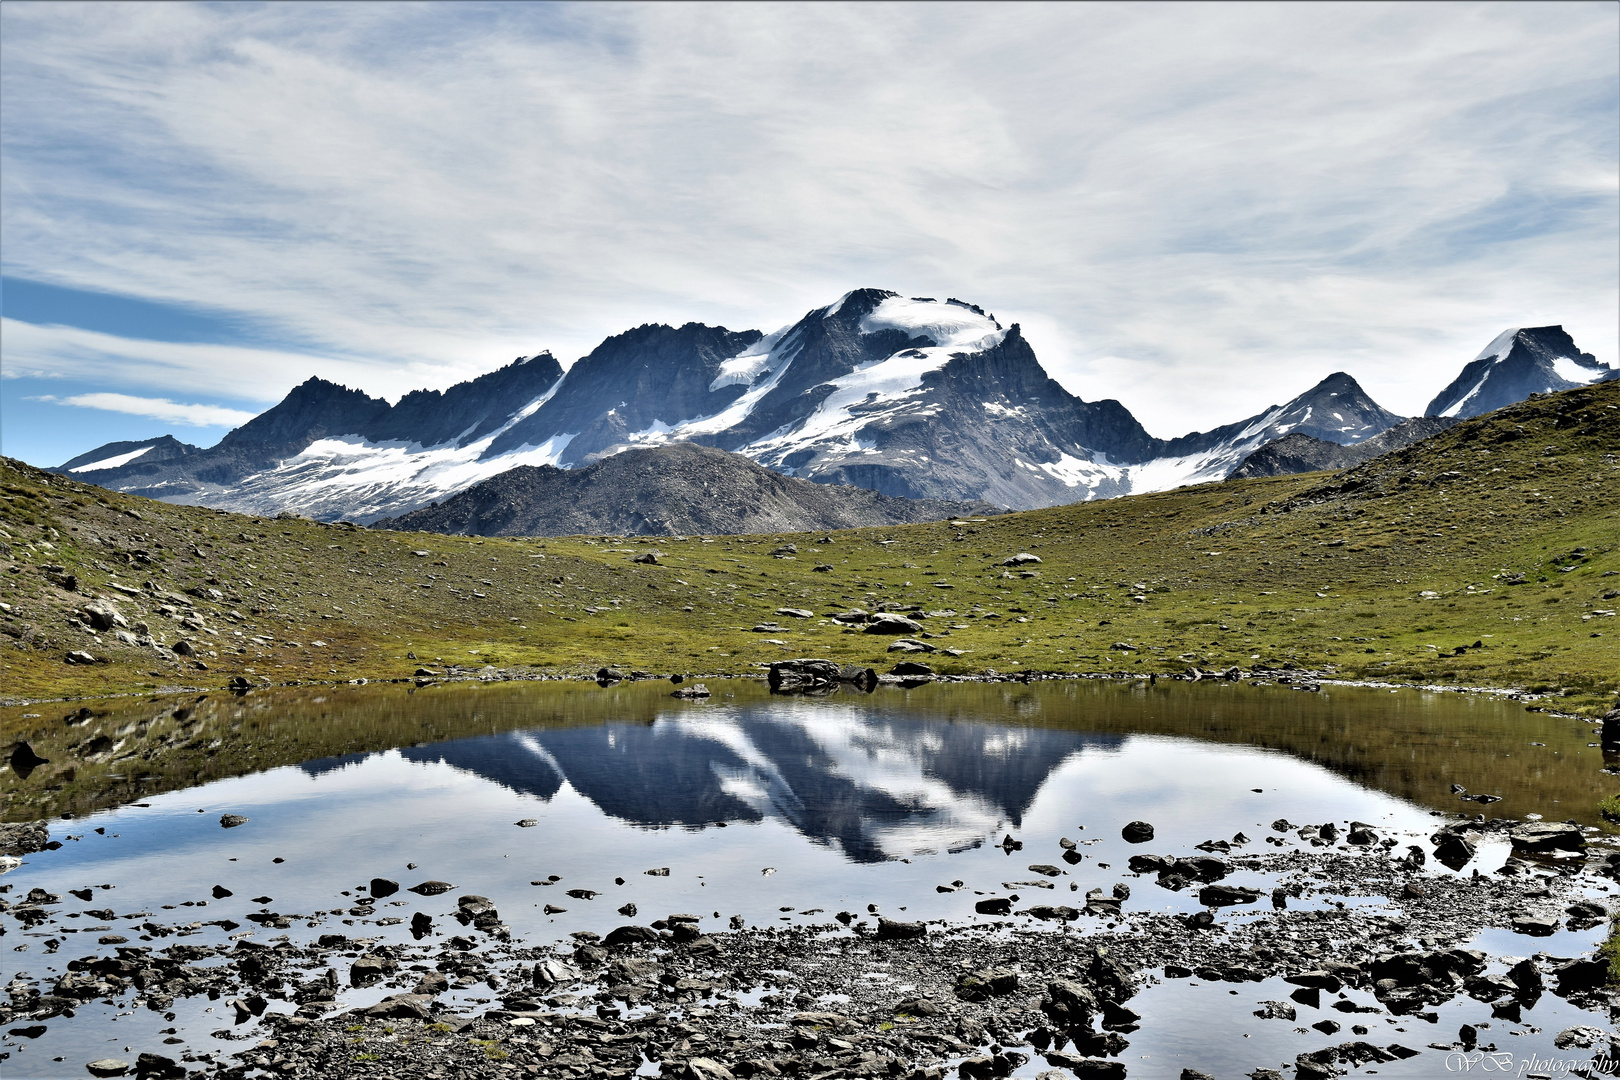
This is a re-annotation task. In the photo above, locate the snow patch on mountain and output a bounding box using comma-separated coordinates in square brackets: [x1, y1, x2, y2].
[68, 445, 154, 473]
[1550, 356, 1610, 384]
[708, 325, 793, 390]
[1474, 327, 1520, 363]
[240, 428, 579, 521]
[857, 296, 1002, 349]
[1016, 453, 1125, 497]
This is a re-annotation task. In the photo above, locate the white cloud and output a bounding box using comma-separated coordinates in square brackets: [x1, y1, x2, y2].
[0, 2, 1614, 437]
[32, 391, 257, 428]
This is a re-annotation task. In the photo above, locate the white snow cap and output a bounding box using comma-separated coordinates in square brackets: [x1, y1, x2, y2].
[858, 296, 1002, 350]
[1473, 328, 1520, 363]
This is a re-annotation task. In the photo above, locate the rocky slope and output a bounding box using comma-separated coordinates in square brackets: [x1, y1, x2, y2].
[372, 442, 1001, 537]
[1226, 416, 1460, 480]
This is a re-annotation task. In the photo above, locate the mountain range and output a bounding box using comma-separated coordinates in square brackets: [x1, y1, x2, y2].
[52, 289, 1613, 529]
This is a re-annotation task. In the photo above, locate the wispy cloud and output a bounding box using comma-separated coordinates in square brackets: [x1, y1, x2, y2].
[1, 2, 1614, 438]
[30, 391, 257, 428]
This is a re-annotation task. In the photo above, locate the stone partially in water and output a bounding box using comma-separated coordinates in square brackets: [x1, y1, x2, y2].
[408, 880, 455, 896]
[219, 814, 248, 829]
[1121, 821, 1154, 843]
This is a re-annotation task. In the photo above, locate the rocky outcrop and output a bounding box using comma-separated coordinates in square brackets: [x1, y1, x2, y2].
[372, 443, 1001, 537]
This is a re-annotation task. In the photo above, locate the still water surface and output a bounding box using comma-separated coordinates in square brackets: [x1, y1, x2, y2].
[1, 679, 1613, 1077]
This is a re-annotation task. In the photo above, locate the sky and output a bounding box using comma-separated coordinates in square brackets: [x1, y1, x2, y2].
[2, 1, 1616, 468]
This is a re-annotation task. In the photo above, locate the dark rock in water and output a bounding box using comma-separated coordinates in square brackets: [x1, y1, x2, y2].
[134, 1054, 185, 1080]
[596, 666, 623, 683]
[0, 819, 49, 855]
[1347, 825, 1379, 846]
[1127, 853, 1172, 874]
[86, 1061, 131, 1078]
[1100, 1000, 1141, 1030]
[617, 902, 637, 917]
[1508, 821, 1585, 852]
[413, 667, 439, 677]
[1432, 830, 1476, 869]
[671, 683, 711, 698]
[875, 917, 926, 940]
[839, 664, 879, 691]
[1121, 821, 1154, 844]
[1028, 863, 1063, 877]
[1023, 904, 1081, 921]
[349, 954, 397, 987]
[1000, 834, 1023, 852]
[211, 884, 233, 899]
[1062, 848, 1083, 865]
[1042, 1053, 1125, 1079]
[1180, 1070, 1218, 1080]
[1551, 957, 1608, 996]
[408, 880, 455, 896]
[1084, 953, 1138, 1004]
[410, 911, 433, 937]
[1510, 914, 1560, 936]
[369, 877, 399, 898]
[1041, 978, 1098, 1031]
[603, 925, 660, 947]
[890, 660, 934, 676]
[1506, 958, 1543, 993]
[1254, 1000, 1297, 1021]
[1199, 884, 1262, 906]
[767, 658, 841, 691]
[974, 897, 1012, 916]
[219, 814, 248, 829]
[1286, 971, 1343, 994]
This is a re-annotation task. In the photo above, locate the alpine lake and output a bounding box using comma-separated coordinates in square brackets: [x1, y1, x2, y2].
[1, 676, 1616, 1080]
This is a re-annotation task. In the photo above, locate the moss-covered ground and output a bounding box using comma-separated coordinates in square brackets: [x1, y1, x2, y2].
[2, 382, 1615, 713]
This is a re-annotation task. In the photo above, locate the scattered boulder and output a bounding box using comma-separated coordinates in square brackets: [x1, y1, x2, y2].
[767, 659, 841, 691]
[865, 614, 924, 635]
[1001, 553, 1041, 566]
[1508, 821, 1585, 852]
[890, 661, 934, 676]
[632, 552, 660, 565]
[1199, 884, 1263, 906]
[955, 968, 1018, 1001]
[1121, 821, 1155, 844]
[875, 917, 927, 940]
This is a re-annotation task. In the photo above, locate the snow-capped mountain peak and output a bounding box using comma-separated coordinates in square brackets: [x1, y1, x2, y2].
[1427, 326, 1616, 419]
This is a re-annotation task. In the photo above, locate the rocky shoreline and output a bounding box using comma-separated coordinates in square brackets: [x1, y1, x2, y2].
[4, 813, 1617, 1080]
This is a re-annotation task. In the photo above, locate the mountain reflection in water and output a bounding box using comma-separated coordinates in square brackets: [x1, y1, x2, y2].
[303, 705, 1123, 862]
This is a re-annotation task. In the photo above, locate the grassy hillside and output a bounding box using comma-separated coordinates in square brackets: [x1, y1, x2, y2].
[2, 382, 1616, 713]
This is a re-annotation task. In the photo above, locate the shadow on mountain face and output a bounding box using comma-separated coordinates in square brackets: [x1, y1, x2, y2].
[390, 707, 1122, 863]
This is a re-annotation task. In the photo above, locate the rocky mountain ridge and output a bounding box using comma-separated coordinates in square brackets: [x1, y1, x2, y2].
[373, 442, 1002, 537]
[50, 291, 1607, 522]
